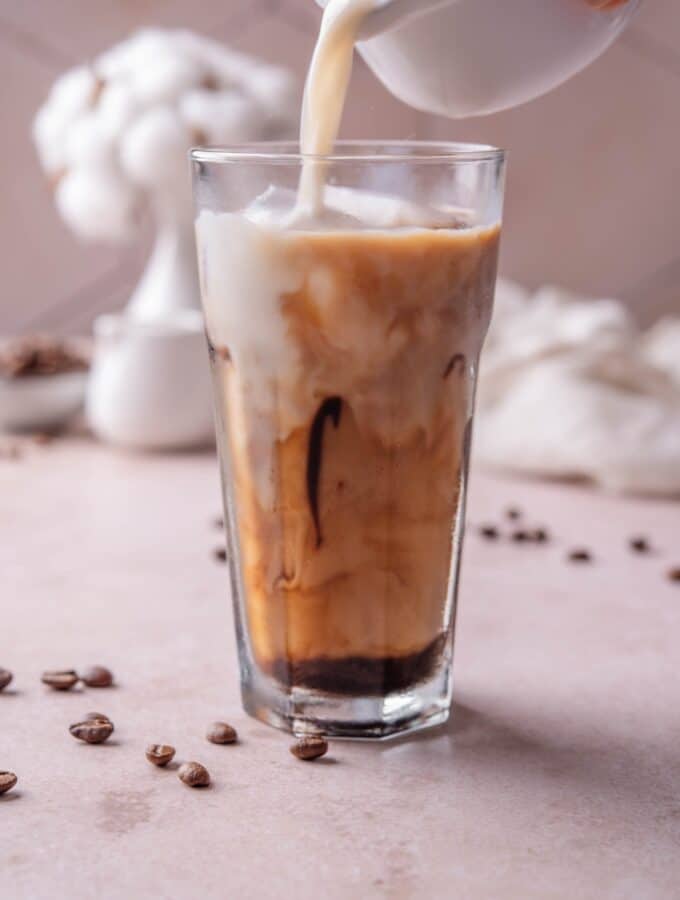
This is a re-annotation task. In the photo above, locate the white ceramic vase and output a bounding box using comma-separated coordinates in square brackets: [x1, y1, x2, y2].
[86, 217, 214, 451]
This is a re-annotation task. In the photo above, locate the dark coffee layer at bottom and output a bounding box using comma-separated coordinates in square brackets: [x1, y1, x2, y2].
[264, 634, 447, 696]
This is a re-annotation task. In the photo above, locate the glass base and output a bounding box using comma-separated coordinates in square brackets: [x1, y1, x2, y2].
[241, 665, 452, 740]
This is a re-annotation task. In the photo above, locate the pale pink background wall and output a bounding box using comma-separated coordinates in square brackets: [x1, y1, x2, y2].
[0, 0, 678, 334]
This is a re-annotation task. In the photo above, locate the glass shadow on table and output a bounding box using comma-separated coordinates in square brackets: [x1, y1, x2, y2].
[373, 697, 676, 840]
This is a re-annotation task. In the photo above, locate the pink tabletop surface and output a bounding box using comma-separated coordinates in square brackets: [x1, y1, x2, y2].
[2, 438, 679, 899]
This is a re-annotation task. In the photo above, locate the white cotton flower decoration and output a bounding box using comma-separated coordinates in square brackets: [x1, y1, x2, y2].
[45, 66, 99, 122]
[129, 53, 208, 106]
[33, 109, 70, 172]
[96, 29, 177, 80]
[55, 166, 139, 242]
[245, 66, 298, 117]
[33, 68, 99, 172]
[179, 91, 265, 144]
[96, 83, 139, 139]
[33, 28, 298, 244]
[64, 113, 116, 168]
[120, 106, 191, 189]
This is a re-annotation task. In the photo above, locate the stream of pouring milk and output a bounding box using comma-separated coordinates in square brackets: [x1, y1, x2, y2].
[297, 0, 379, 215]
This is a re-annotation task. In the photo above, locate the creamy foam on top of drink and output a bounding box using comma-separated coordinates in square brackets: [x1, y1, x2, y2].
[245, 184, 471, 231]
[197, 180, 480, 364]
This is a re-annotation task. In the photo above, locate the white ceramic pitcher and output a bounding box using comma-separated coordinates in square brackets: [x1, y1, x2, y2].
[316, 0, 641, 118]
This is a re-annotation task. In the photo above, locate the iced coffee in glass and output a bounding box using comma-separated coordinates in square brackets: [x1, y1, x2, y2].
[192, 141, 504, 737]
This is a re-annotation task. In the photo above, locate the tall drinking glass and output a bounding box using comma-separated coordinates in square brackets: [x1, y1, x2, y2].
[192, 142, 504, 738]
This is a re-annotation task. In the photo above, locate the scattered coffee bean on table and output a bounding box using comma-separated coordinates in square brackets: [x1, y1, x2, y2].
[146, 744, 176, 767]
[213, 547, 227, 563]
[531, 528, 549, 543]
[0, 668, 13, 691]
[80, 665, 114, 688]
[506, 507, 522, 521]
[667, 567, 680, 583]
[0, 771, 18, 796]
[479, 525, 499, 540]
[206, 721, 237, 745]
[629, 537, 650, 554]
[69, 718, 114, 744]
[0, 441, 21, 460]
[568, 549, 592, 563]
[41, 670, 79, 691]
[511, 530, 530, 543]
[178, 761, 210, 787]
[290, 736, 328, 761]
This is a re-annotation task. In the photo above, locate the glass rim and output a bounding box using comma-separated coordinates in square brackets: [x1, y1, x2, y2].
[190, 140, 505, 165]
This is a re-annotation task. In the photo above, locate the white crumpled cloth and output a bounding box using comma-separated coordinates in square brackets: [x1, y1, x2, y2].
[475, 280, 680, 496]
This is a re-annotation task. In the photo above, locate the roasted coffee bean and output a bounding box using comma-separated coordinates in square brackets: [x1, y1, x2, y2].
[0, 441, 21, 460]
[531, 528, 549, 543]
[667, 567, 680, 583]
[290, 736, 328, 761]
[629, 537, 650, 554]
[479, 525, 499, 540]
[69, 719, 114, 744]
[511, 530, 530, 543]
[0, 771, 18, 796]
[178, 761, 210, 787]
[568, 549, 592, 563]
[146, 744, 176, 767]
[0, 668, 13, 691]
[213, 547, 227, 563]
[206, 721, 237, 745]
[80, 665, 113, 688]
[42, 670, 78, 691]
[506, 507, 522, 520]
